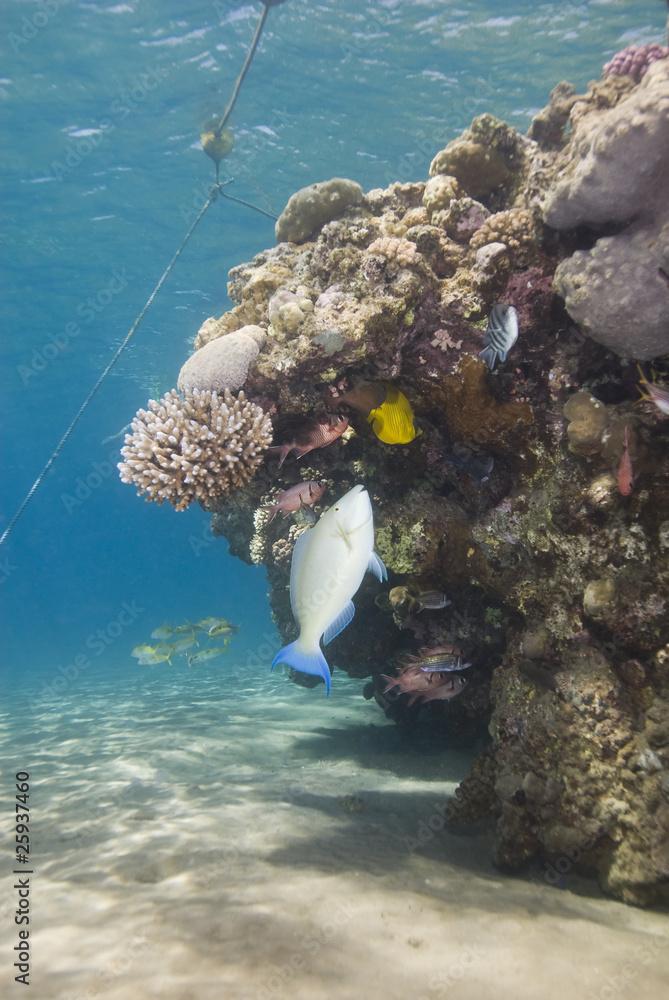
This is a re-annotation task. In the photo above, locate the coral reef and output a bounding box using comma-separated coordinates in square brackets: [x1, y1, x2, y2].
[422, 174, 462, 216]
[469, 209, 539, 268]
[487, 642, 669, 906]
[124, 49, 669, 906]
[118, 389, 272, 511]
[268, 287, 314, 335]
[543, 60, 669, 359]
[563, 390, 608, 456]
[429, 114, 528, 203]
[542, 62, 669, 227]
[434, 196, 490, 243]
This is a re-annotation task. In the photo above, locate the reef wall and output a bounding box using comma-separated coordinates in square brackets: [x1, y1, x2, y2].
[124, 54, 669, 905]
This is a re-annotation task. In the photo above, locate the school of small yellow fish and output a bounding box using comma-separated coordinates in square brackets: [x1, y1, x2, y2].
[131, 617, 238, 667]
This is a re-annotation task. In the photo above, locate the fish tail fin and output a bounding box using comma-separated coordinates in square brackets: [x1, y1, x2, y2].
[635, 364, 653, 403]
[380, 673, 397, 694]
[478, 346, 497, 370]
[271, 640, 331, 695]
[267, 444, 290, 468]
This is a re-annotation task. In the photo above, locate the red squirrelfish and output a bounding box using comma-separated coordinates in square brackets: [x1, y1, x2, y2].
[267, 481, 327, 523]
[617, 426, 634, 497]
[381, 666, 433, 696]
[269, 416, 349, 468]
[404, 644, 469, 672]
[381, 668, 467, 704]
[407, 675, 467, 706]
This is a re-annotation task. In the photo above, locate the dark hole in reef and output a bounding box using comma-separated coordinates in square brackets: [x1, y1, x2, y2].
[542, 219, 632, 256]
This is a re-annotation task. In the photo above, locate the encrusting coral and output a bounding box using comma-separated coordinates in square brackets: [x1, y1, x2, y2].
[118, 389, 272, 511]
[544, 60, 669, 359]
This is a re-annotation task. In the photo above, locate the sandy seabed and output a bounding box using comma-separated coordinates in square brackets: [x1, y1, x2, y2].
[1, 663, 667, 1000]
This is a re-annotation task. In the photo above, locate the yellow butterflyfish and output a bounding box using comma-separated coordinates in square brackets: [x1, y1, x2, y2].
[367, 386, 421, 445]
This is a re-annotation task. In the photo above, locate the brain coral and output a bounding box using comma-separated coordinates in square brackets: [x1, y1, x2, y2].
[177, 325, 266, 393]
[118, 389, 272, 511]
[275, 178, 364, 244]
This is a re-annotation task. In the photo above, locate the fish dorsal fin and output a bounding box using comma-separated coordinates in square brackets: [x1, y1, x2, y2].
[322, 600, 355, 645]
[289, 528, 312, 617]
[367, 551, 387, 582]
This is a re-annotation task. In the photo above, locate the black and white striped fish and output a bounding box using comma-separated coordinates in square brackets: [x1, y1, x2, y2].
[479, 304, 519, 370]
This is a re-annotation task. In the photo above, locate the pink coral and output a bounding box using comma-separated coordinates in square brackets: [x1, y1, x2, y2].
[603, 44, 668, 83]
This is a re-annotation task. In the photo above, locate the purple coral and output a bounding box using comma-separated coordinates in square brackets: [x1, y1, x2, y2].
[501, 268, 554, 333]
[603, 43, 668, 83]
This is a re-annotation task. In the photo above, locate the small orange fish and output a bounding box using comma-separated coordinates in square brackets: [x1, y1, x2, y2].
[266, 481, 327, 522]
[617, 426, 634, 496]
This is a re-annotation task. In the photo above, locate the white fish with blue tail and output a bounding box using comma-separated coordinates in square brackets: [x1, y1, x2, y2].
[479, 303, 519, 370]
[271, 484, 387, 695]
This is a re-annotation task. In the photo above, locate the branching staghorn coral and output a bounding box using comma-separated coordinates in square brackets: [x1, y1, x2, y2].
[118, 388, 272, 511]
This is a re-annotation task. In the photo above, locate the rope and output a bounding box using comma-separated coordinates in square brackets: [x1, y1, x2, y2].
[215, 5, 270, 135]
[219, 187, 277, 220]
[0, 188, 221, 549]
[1, 0, 290, 548]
